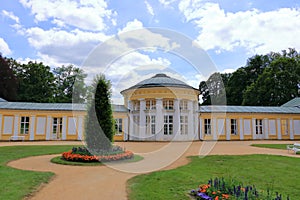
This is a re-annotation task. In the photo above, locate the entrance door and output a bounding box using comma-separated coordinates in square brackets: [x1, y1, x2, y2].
[52, 117, 62, 140]
[255, 119, 264, 139]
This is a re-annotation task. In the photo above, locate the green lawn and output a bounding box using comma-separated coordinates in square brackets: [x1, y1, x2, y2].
[0, 145, 73, 200]
[251, 143, 290, 149]
[127, 154, 300, 200]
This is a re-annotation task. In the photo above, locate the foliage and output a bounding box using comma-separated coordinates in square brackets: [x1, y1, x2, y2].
[0, 145, 74, 200]
[199, 72, 229, 105]
[0, 55, 18, 101]
[85, 74, 114, 152]
[61, 146, 133, 162]
[190, 177, 288, 200]
[14, 61, 56, 102]
[52, 65, 87, 103]
[200, 48, 300, 106]
[128, 155, 298, 200]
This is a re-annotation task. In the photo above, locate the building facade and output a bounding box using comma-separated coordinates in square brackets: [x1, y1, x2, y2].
[1, 74, 300, 141]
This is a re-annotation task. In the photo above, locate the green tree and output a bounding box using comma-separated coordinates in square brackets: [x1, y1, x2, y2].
[14, 61, 56, 102]
[85, 74, 114, 152]
[226, 55, 270, 105]
[243, 56, 300, 106]
[0, 55, 18, 101]
[53, 65, 87, 103]
[199, 72, 229, 105]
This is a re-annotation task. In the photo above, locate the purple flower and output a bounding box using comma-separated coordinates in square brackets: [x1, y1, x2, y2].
[197, 192, 212, 200]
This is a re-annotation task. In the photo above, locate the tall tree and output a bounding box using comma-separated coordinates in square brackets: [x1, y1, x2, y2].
[53, 65, 87, 103]
[199, 72, 229, 105]
[15, 61, 56, 102]
[0, 55, 18, 101]
[226, 55, 270, 105]
[85, 74, 114, 152]
[243, 56, 300, 106]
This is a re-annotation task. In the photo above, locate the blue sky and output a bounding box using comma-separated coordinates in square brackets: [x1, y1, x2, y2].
[1, 0, 300, 103]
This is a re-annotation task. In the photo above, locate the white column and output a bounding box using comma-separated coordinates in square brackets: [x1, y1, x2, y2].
[139, 99, 146, 140]
[188, 100, 194, 136]
[239, 118, 244, 140]
[252, 118, 256, 140]
[155, 98, 163, 141]
[13, 115, 19, 137]
[226, 118, 230, 140]
[173, 99, 180, 137]
[46, 116, 52, 140]
[124, 117, 128, 141]
[289, 118, 294, 140]
[264, 118, 269, 139]
[212, 117, 217, 140]
[128, 101, 134, 141]
[0, 114, 2, 140]
[62, 116, 67, 140]
[29, 115, 35, 140]
[77, 116, 84, 140]
[194, 101, 199, 140]
[199, 116, 203, 140]
[277, 118, 281, 140]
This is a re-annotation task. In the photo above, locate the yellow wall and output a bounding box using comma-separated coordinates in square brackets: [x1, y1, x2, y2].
[200, 112, 300, 140]
[0, 109, 86, 141]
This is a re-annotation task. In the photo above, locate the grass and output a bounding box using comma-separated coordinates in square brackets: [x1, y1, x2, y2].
[0, 145, 74, 200]
[251, 143, 290, 149]
[127, 154, 300, 200]
[51, 154, 143, 166]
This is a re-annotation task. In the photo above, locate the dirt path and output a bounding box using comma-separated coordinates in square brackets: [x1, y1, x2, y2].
[6, 140, 299, 200]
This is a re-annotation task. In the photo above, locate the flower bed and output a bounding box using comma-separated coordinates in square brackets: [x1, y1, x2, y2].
[190, 178, 289, 200]
[62, 146, 134, 162]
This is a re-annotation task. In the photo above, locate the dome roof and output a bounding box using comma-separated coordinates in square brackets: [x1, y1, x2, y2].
[122, 73, 198, 93]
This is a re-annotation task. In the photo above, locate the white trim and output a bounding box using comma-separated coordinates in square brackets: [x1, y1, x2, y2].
[46, 116, 51, 140]
[139, 99, 146, 139]
[62, 116, 67, 140]
[0, 114, 2, 139]
[29, 115, 35, 140]
[13, 115, 19, 137]
[77, 116, 83, 140]
[277, 118, 281, 140]
[239, 118, 244, 140]
[226, 118, 230, 140]
[289, 118, 294, 140]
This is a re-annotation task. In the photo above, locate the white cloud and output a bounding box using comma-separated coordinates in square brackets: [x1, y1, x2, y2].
[0, 38, 12, 56]
[19, 0, 114, 31]
[159, 0, 178, 7]
[145, 0, 154, 16]
[118, 19, 144, 34]
[178, 1, 300, 54]
[22, 27, 111, 65]
[1, 10, 20, 23]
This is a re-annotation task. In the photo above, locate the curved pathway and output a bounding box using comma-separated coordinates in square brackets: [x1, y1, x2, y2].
[6, 140, 299, 200]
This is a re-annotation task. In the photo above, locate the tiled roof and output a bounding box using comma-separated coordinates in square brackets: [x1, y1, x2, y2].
[281, 97, 300, 107]
[200, 105, 300, 114]
[121, 73, 198, 93]
[0, 101, 128, 113]
[0, 102, 86, 111]
[112, 104, 128, 112]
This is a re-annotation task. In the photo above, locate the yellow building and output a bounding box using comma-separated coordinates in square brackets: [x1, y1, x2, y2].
[1, 73, 300, 141]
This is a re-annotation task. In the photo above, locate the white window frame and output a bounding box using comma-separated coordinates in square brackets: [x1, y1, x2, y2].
[115, 118, 123, 135]
[255, 119, 263, 135]
[204, 118, 211, 135]
[164, 115, 173, 135]
[133, 101, 140, 111]
[230, 119, 238, 135]
[146, 115, 156, 135]
[163, 99, 174, 110]
[180, 115, 188, 135]
[146, 99, 156, 110]
[180, 100, 188, 110]
[20, 116, 30, 134]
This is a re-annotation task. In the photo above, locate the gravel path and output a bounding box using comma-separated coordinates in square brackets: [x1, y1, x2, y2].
[5, 140, 299, 200]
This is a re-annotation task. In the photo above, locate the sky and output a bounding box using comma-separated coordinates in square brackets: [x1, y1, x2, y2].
[1, 0, 300, 104]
